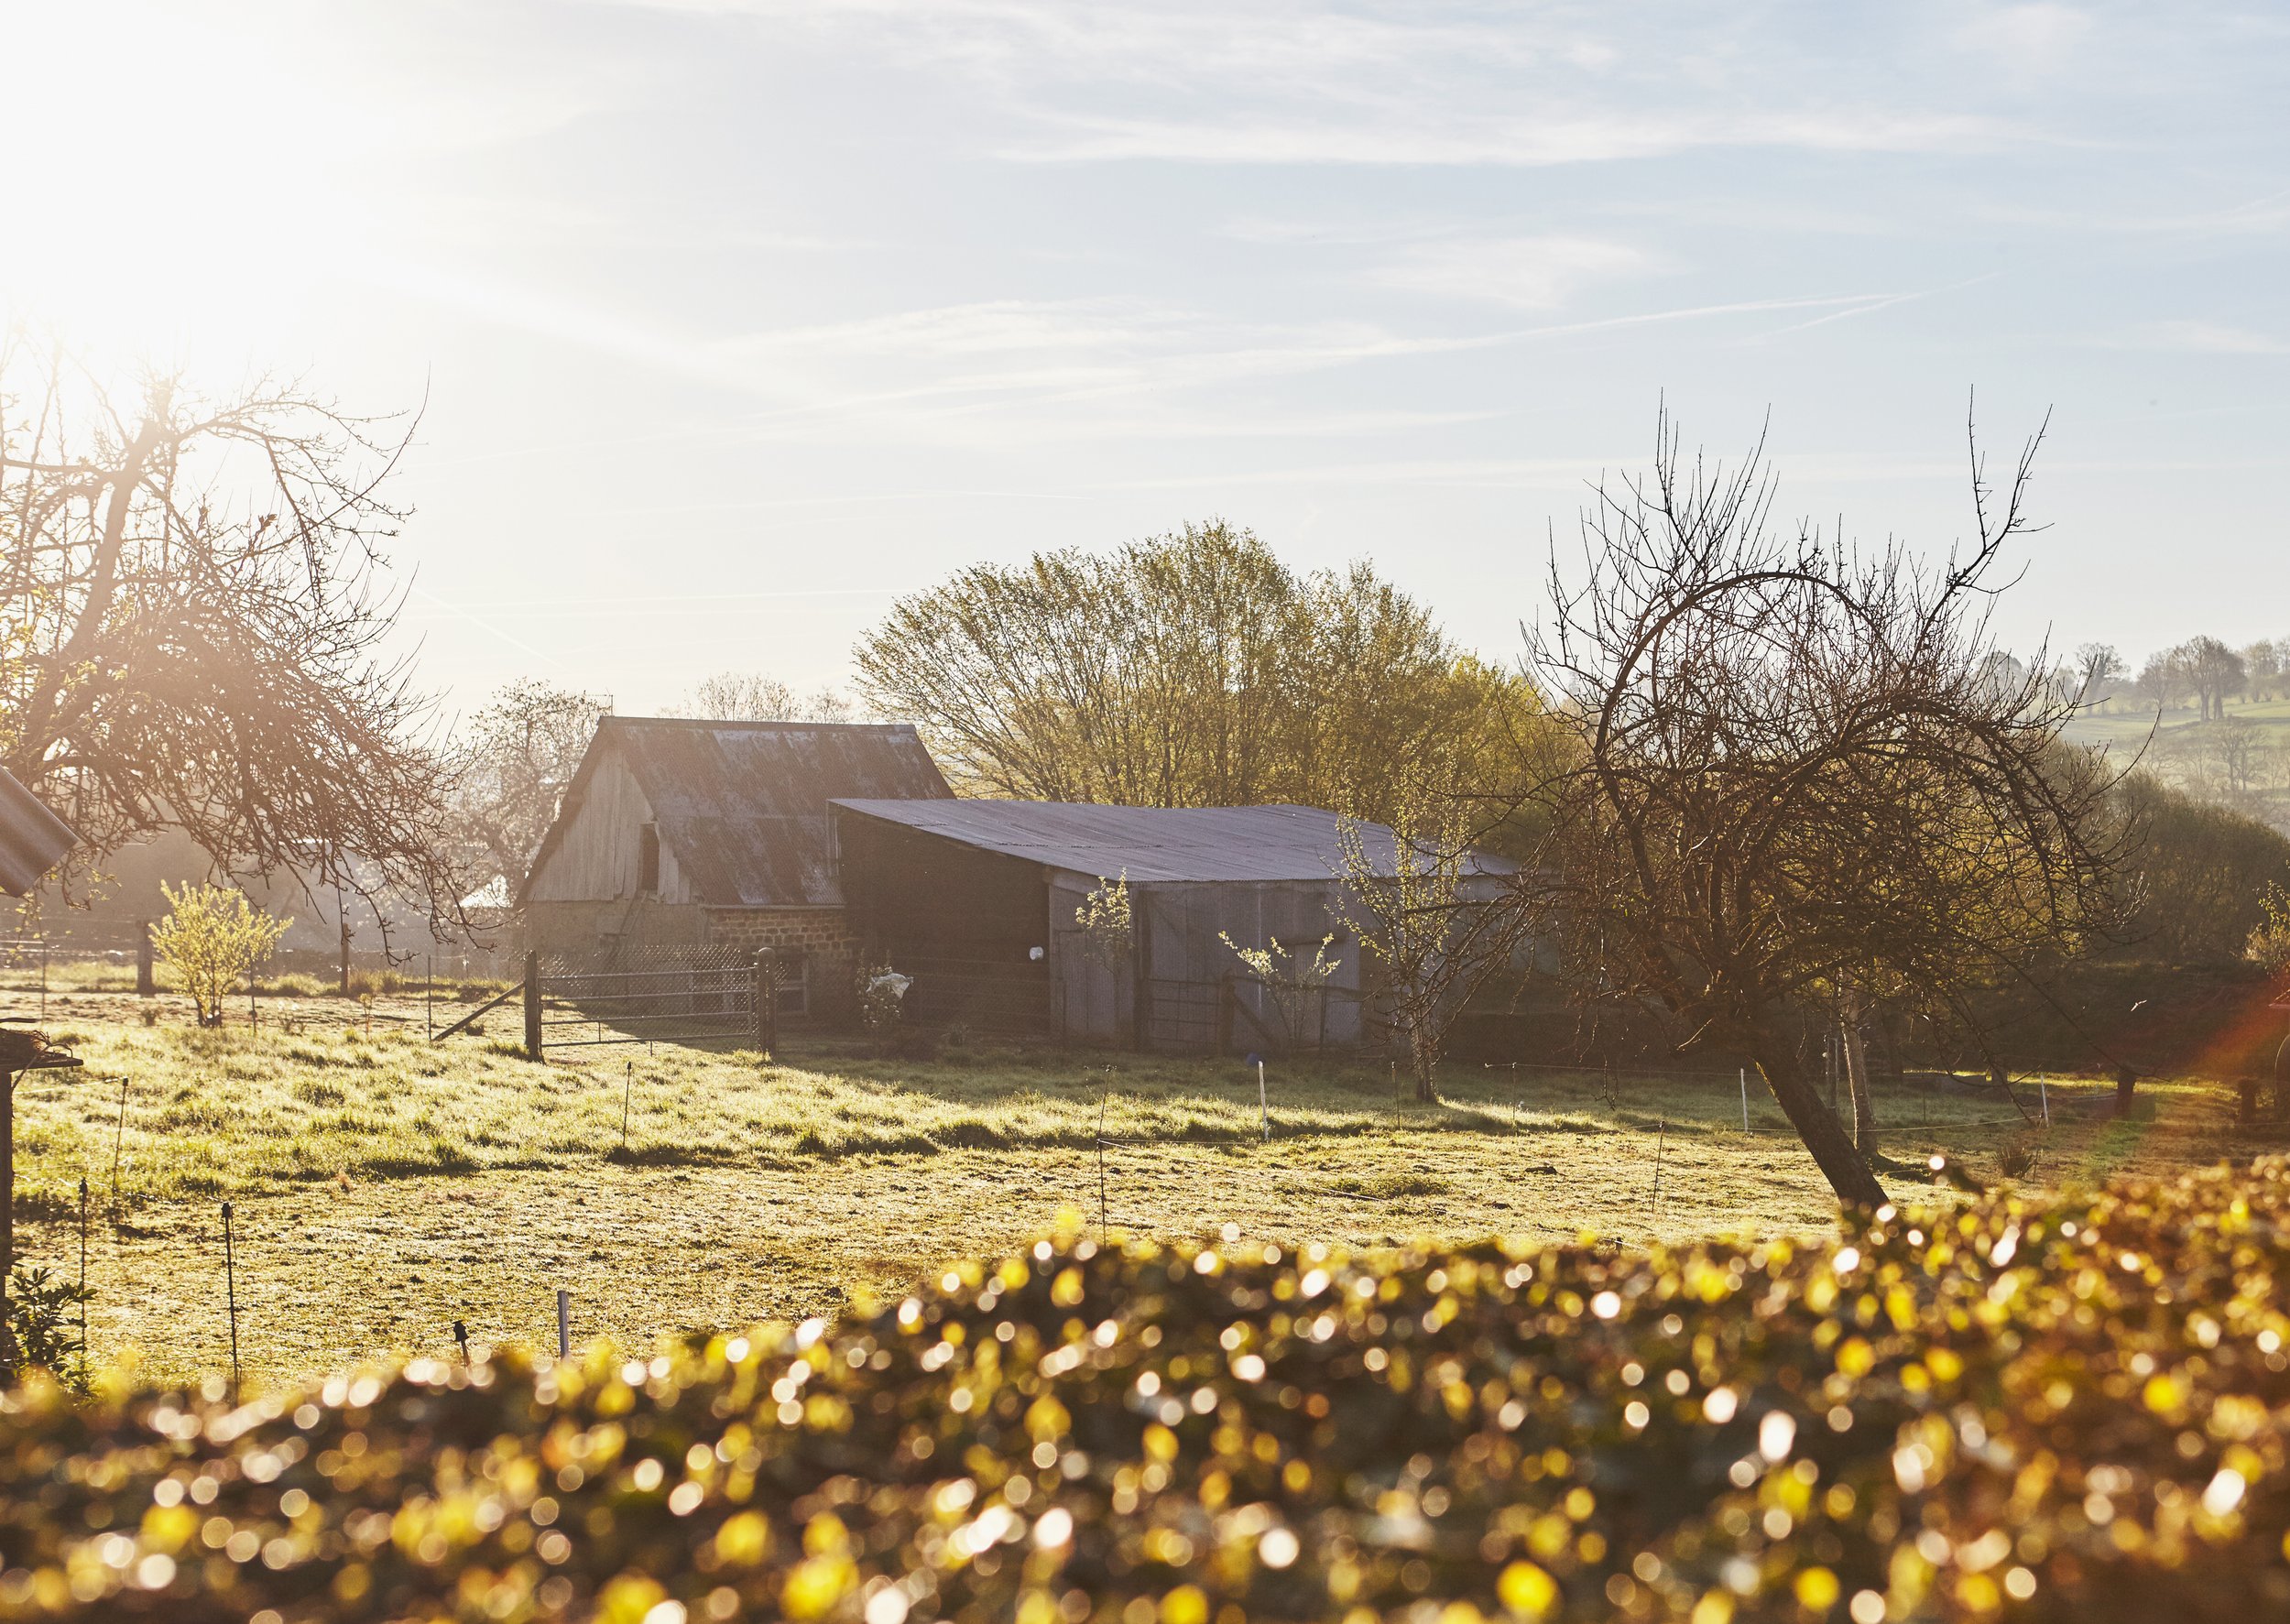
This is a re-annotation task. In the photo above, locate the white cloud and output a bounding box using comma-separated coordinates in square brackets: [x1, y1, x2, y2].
[2110, 320, 2290, 355]
[1954, 4, 2093, 63]
[1371, 236, 1652, 308]
[1010, 106, 2012, 169]
[614, 1, 2030, 168]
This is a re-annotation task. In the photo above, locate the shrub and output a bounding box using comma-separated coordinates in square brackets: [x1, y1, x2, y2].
[1997, 1131, 2041, 1179]
[1075, 872, 1133, 973]
[2249, 883, 2290, 979]
[6, 1161, 2290, 1619]
[854, 963, 911, 1029]
[3, 1265, 90, 1394]
[148, 882, 289, 1027]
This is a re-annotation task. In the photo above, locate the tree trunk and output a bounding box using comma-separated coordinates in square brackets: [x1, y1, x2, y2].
[1750, 1036, 1887, 1209]
[1842, 1016, 1877, 1156]
[1411, 1023, 1438, 1103]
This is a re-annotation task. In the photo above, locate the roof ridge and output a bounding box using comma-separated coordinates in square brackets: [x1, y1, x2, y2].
[602, 715, 918, 732]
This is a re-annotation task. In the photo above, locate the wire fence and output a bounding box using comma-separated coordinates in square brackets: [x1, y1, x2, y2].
[533, 944, 783, 1050]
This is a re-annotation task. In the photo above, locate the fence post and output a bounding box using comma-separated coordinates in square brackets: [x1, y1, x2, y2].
[523, 952, 542, 1062]
[1739, 1066, 1750, 1132]
[751, 950, 776, 1057]
[136, 923, 155, 998]
[0, 1067, 15, 1374]
[556, 1289, 571, 1359]
[222, 1200, 241, 1398]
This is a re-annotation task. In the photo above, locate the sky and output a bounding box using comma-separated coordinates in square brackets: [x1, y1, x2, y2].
[2, 0, 2285, 719]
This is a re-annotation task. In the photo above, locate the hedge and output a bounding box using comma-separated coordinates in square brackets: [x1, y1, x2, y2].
[3, 1155, 2288, 1622]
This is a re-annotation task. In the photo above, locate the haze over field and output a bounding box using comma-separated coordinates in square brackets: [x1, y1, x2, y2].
[2, 1, 2284, 712]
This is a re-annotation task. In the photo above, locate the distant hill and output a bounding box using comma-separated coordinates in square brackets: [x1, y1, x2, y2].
[2064, 696, 2290, 834]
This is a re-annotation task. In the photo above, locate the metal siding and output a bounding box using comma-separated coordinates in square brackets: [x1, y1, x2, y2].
[0, 769, 78, 896]
[830, 799, 1515, 885]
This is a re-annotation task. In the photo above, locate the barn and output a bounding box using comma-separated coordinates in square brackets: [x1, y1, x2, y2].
[519, 718, 951, 1014]
[830, 798, 1514, 1052]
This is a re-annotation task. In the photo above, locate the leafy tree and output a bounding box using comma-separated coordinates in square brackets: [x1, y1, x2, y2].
[0, 346, 461, 932]
[2111, 773, 2290, 962]
[150, 881, 289, 1026]
[1511, 409, 2124, 1207]
[2241, 638, 2283, 701]
[2072, 641, 2124, 706]
[853, 521, 1546, 836]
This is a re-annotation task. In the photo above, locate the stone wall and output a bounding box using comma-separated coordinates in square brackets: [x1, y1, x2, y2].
[704, 908, 860, 1019]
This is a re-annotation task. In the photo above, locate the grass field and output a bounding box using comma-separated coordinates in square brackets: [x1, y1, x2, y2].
[5, 986, 2275, 1391]
[2062, 692, 2290, 749]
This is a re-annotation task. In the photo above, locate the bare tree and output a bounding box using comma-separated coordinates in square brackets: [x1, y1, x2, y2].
[2179, 636, 2247, 723]
[2136, 648, 2188, 714]
[682, 671, 854, 724]
[1512, 408, 2125, 1206]
[0, 344, 463, 938]
[1335, 775, 1527, 1100]
[447, 680, 611, 900]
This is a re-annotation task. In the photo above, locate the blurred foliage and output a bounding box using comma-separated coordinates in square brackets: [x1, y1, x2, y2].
[5, 1158, 2290, 1620]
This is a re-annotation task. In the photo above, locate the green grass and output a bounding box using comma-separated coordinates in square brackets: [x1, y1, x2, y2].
[6, 988, 2277, 1390]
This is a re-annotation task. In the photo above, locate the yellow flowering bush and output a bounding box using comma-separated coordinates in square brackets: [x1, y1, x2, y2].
[3, 1157, 2289, 1620]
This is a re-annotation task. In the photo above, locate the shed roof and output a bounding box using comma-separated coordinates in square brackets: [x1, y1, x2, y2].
[0, 768, 77, 896]
[524, 718, 951, 907]
[831, 799, 1516, 885]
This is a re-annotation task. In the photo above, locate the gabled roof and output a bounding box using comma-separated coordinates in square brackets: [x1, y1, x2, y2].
[523, 718, 951, 908]
[831, 798, 1516, 886]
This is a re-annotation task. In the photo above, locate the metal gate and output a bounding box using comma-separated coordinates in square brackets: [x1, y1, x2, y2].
[534, 943, 784, 1049]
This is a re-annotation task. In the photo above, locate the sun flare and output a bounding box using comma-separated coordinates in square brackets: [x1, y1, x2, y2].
[0, 1, 383, 356]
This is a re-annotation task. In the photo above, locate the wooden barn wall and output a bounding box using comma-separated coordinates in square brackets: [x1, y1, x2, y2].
[526, 752, 691, 905]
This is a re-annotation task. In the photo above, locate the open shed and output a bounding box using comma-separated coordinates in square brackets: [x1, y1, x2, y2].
[830, 798, 1512, 1052]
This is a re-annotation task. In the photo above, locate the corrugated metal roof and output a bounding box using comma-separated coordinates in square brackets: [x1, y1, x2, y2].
[830, 799, 1516, 885]
[525, 719, 952, 907]
[0, 768, 78, 896]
